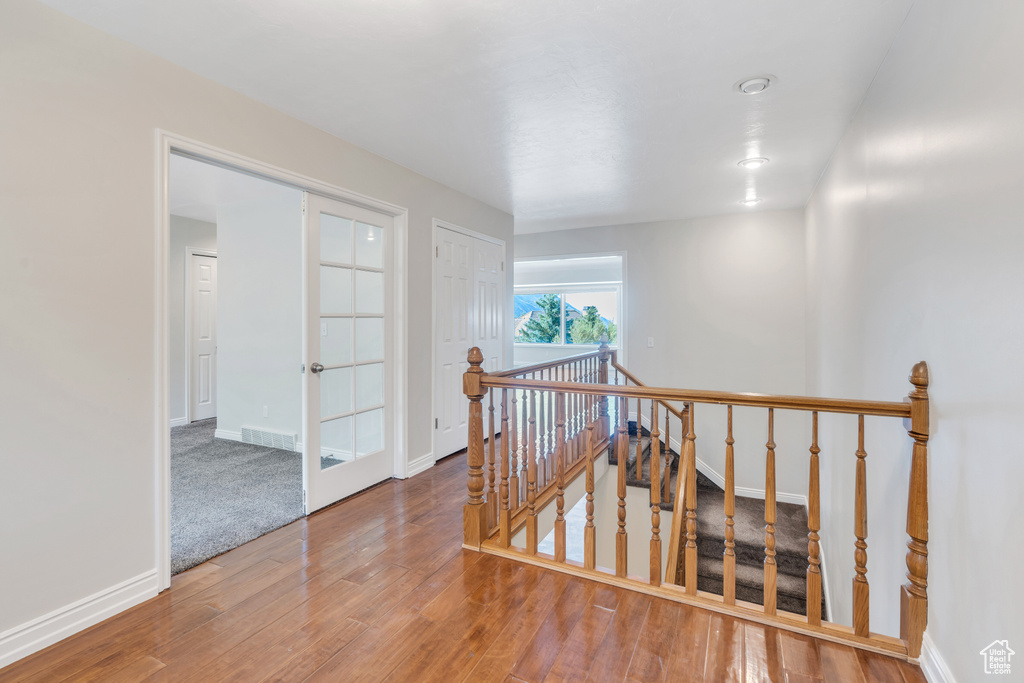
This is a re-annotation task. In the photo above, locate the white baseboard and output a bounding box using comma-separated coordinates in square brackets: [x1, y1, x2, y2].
[0, 570, 159, 669]
[734, 486, 808, 508]
[214, 428, 242, 442]
[406, 452, 435, 478]
[169, 417, 187, 428]
[920, 633, 957, 683]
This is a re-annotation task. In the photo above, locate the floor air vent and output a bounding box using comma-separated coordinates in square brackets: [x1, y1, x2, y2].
[240, 426, 298, 452]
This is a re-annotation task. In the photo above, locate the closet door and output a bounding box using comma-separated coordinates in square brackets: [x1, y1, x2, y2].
[434, 226, 504, 459]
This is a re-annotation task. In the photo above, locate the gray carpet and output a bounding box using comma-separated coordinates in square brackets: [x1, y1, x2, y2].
[171, 419, 303, 575]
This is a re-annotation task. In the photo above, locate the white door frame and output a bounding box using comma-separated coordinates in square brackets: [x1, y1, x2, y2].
[183, 247, 218, 425]
[430, 218, 505, 472]
[156, 130, 409, 591]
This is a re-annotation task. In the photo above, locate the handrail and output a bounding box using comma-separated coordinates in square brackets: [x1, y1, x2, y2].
[480, 376, 911, 418]
[490, 349, 604, 378]
[611, 360, 686, 422]
[462, 347, 930, 661]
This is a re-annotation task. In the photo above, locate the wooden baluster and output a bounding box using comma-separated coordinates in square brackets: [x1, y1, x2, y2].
[509, 385, 520, 510]
[547, 371, 555, 485]
[520, 382, 529, 504]
[902, 361, 929, 658]
[462, 348, 487, 547]
[599, 343, 610, 441]
[487, 388, 497, 528]
[807, 411, 822, 625]
[584, 422, 596, 570]
[616, 394, 628, 577]
[574, 362, 582, 458]
[662, 406, 672, 503]
[650, 401, 662, 586]
[635, 398, 643, 479]
[499, 389, 511, 547]
[569, 363, 577, 460]
[554, 391, 567, 562]
[587, 360, 591, 424]
[724, 405, 736, 605]
[539, 375, 547, 487]
[526, 391, 539, 555]
[853, 414, 869, 637]
[764, 408, 778, 615]
[684, 403, 698, 594]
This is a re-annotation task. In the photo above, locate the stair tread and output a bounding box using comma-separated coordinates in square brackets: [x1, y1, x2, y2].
[694, 489, 809, 560]
[696, 555, 811, 599]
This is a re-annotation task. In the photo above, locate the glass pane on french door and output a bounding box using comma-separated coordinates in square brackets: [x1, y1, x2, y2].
[318, 213, 386, 470]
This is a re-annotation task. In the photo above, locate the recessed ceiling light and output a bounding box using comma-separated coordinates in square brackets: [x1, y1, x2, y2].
[738, 76, 772, 94]
[741, 198, 762, 206]
[738, 157, 769, 169]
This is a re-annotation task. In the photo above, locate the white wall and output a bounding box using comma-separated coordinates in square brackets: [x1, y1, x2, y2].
[515, 210, 809, 499]
[168, 216, 217, 423]
[215, 194, 303, 442]
[805, 0, 1024, 676]
[0, 0, 511, 663]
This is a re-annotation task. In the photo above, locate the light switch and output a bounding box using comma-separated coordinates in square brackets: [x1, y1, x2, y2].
[648, 337, 654, 348]
[321, 321, 328, 337]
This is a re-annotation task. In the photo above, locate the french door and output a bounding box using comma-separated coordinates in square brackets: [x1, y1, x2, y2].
[303, 192, 394, 512]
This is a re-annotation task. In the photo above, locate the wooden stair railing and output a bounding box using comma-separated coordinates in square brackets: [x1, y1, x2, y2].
[462, 347, 930, 662]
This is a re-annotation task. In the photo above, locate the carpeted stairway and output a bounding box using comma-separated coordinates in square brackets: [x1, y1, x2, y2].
[171, 419, 304, 574]
[609, 422, 826, 618]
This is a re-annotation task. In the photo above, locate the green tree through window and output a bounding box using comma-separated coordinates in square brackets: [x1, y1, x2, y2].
[568, 306, 617, 344]
[518, 293, 561, 343]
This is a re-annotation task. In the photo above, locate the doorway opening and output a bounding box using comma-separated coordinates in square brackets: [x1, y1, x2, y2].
[168, 154, 305, 574]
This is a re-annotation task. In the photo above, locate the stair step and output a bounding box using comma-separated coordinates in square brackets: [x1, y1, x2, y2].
[694, 557, 827, 617]
[694, 489, 810, 577]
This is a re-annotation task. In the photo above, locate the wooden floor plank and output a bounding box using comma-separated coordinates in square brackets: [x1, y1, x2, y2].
[779, 630, 824, 680]
[0, 452, 926, 683]
[662, 603, 712, 683]
[507, 578, 593, 682]
[624, 598, 681, 683]
[541, 599, 616, 682]
[818, 641, 868, 683]
[743, 622, 786, 682]
[584, 591, 652, 683]
[703, 613, 745, 683]
[855, 649, 907, 683]
[896, 660, 929, 683]
[460, 572, 566, 683]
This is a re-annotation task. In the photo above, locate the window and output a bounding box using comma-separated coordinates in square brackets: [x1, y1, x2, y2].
[514, 287, 620, 346]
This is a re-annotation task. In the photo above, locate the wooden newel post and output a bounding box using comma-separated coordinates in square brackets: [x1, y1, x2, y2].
[463, 347, 488, 548]
[598, 341, 611, 440]
[901, 361, 929, 658]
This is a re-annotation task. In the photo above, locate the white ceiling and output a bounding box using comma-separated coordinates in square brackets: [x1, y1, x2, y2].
[43, 0, 914, 232]
[169, 154, 299, 223]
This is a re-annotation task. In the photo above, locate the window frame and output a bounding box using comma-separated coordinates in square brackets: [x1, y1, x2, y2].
[513, 282, 622, 349]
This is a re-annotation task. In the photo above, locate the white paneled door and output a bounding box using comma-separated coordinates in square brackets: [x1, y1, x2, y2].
[189, 253, 217, 422]
[434, 226, 504, 459]
[304, 193, 394, 513]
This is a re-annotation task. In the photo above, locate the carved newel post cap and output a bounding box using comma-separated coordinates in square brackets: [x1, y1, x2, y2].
[467, 346, 484, 368]
[910, 361, 929, 388]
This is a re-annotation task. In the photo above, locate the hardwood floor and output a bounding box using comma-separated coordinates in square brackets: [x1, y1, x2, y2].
[0, 453, 926, 682]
